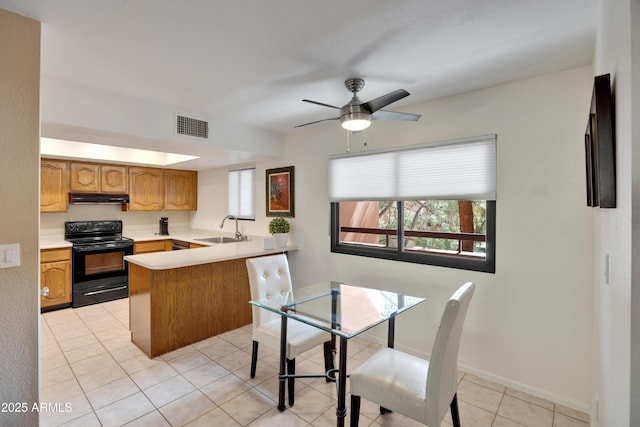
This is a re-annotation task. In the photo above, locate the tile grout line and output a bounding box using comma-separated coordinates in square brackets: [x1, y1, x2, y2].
[42, 311, 105, 426]
[45, 304, 156, 426]
[42, 304, 591, 427]
[490, 384, 506, 427]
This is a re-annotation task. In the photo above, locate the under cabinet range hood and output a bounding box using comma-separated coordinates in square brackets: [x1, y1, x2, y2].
[68, 192, 130, 204]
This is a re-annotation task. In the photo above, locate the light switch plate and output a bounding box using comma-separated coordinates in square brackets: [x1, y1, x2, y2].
[0, 243, 20, 268]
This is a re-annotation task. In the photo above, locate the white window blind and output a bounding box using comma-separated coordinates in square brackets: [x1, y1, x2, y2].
[228, 167, 255, 219]
[328, 134, 496, 201]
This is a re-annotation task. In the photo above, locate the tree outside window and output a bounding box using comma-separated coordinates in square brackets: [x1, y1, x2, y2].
[332, 200, 495, 272]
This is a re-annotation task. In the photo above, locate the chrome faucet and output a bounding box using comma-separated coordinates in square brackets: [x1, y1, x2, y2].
[220, 215, 243, 240]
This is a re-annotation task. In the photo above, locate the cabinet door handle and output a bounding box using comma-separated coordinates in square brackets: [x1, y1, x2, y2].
[41, 287, 49, 297]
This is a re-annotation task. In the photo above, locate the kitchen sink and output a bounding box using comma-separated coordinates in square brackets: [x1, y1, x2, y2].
[195, 236, 243, 244]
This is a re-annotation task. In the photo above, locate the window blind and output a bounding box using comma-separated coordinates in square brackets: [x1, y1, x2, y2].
[328, 134, 496, 201]
[228, 167, 255, 219]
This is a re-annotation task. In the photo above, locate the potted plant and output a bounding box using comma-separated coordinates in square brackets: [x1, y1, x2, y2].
[269, 217, 291, 247]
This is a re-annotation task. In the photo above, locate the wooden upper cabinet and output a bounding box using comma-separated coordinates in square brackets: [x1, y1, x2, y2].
[164, 169, 198, 210]
[41, 159, 196, 212]
[101, 164, 128, 193]
[70, 162, 128, 193]
[128, 167, 164, 211]
[69, 162, 100, 192]
[40, 159, 68, 212]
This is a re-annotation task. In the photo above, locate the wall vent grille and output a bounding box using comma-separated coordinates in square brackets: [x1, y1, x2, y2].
[176, 115, 209, 139]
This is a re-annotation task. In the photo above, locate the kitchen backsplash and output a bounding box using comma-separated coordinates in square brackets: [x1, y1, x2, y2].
[40, 203, 192, 233]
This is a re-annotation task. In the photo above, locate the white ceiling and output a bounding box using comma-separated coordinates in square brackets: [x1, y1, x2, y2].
[1, 0, 596, 168]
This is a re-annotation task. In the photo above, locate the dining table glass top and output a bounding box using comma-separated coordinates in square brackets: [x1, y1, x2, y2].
[249, 281, 426, 339]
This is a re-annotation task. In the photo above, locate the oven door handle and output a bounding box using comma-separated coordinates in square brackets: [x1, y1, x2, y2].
[83, 286, 127, 296]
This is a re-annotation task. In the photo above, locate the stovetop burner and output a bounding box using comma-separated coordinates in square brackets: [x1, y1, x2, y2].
[64, 220, 133, 249]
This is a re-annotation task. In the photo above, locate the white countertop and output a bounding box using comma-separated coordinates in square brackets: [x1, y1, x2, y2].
[39, 235, 72, 250]
[124, 227, 218, 243]
[39, 228, 296, 268]
[124, 238, 297, 270]
[122, 227, 297, 270]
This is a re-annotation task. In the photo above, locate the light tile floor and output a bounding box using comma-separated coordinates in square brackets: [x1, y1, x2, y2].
[40, 299, 590, 426]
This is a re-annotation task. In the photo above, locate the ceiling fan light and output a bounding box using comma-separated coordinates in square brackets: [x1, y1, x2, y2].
[340, 112, 371, 131]
[342, 119, 371, 131]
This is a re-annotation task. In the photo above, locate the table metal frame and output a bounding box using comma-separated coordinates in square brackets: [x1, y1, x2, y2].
[250, 282, 424, 427]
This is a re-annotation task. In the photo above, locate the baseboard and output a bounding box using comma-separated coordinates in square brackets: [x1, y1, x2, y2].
[361, 333, 592, 416]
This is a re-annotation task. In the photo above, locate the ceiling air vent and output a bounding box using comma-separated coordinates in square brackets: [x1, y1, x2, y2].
[176, 115, 209, 139]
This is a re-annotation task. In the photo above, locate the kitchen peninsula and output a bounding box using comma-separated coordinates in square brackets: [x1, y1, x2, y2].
[125, 237, 295, 358]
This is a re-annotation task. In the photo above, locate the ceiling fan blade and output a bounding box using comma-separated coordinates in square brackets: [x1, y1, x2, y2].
[302, 99, 343, 110]
[371, 110, 421, 121]
[361, 89, 410, 113]
[294, 117, 340, 128]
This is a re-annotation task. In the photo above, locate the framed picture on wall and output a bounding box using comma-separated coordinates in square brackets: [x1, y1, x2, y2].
[584, 73, 616, 208]
[266, 166, 294, 217]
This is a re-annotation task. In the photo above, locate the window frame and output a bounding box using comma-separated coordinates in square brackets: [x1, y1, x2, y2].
[330, 200, 496, 273]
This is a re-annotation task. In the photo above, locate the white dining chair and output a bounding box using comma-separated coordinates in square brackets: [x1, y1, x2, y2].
[349, 281, 475, 427]
[246, 254, 333, 406]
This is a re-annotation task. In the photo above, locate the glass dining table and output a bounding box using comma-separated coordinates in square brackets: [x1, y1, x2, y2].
[249, 281, 426, 427]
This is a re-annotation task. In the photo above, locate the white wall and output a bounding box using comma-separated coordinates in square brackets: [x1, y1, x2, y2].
[278, 66, 594, 410]
[631, 0, 640, 421]
[192, 163, 302, 240]
[0, 9, 40, 427]
[593, 0, 638, 425]
[197, 65, 595, 409]
[40, 76, 284, 171]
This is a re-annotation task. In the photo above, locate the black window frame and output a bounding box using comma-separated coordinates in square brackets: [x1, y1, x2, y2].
[330, 200, 496, 273]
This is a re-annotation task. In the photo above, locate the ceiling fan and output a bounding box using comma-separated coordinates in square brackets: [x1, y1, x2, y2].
[295, 78, 421, 131]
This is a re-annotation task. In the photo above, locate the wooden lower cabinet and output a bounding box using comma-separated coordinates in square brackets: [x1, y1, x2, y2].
[129, 257, 252, 357]
[134, 240, 172, 254]
[40, 248, 72, 309]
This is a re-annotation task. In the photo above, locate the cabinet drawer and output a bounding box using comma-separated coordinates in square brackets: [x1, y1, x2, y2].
[41, 248, 72, 263]
[189, 243, 208, 249]
[134, 240, 170, 254]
